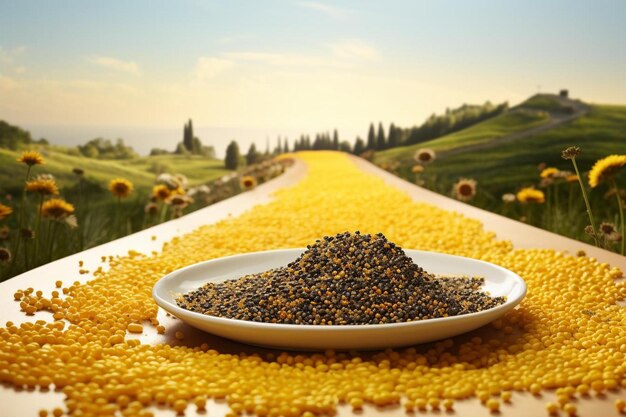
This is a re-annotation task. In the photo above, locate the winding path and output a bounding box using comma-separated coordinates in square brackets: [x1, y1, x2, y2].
[441, 94, 589, 157]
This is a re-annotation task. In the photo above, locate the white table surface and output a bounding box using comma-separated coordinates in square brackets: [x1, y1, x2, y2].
[1, 155, 624, 417]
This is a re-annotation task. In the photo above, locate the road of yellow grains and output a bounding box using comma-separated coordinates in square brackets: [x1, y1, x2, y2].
[3, 151, 626, 417]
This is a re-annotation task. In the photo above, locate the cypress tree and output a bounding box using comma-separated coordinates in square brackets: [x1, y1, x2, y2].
[388, 123, 398, 148]
[246, 143, 259, 165]
[224, 140, 241, 170]
[376, 122, 386, 150]
[366, 123, 376, 150]
[332, 129, 339, 150]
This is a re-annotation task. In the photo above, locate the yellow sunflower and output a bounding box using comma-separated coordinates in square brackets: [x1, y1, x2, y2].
[152, 184, 172, 201]
[25, 177, 59, 196]
[16, 150, 44, 166]
[0, 203, 12, 220]
[588, 155, 626, 188]
[240, 175, 258, 190]
[453, 178, 477, 202]
[540, 167, 559, 179]
[413, 148, 436, 164]
[41, 198, 75, 220]
[411, 165, 424, 174]
[109, 178, 134, 198]
[516, 187, 545, 204]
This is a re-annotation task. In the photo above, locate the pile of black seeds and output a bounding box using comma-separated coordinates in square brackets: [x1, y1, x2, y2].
[176, 232, 506, 325]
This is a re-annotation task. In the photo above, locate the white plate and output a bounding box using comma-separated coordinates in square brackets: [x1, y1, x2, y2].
[152, 249, 526, 351]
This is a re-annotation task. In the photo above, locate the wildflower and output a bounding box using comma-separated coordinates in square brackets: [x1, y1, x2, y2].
[145, 203, 159, 215]
[240, 176, 258, 190]
[588, 155, 626, 188]
[41, 198, 75, 220]
[174, 174, 189, 189]
[20, 228, 34, 239]
[565, 174, 579, 182]
[540, 167, 559, 179]
[561, 146, 581, 160]
[0, 203, 12, 220]
[16, 150, 44, 166]
[109, 178, 133, 198]
[516, 187, 545, 204]
[152, 184, 172, 201]
[64, 215, 79, 229]
[599, 222, 622, 242]
[25, 177, 59, 196]
[156, 173, 187, 190]
[0, 247, 11, 263]
[502, 193, 516, 203]
[414, 148, 436, 164]
[167, 194, 193, 208]
[537, 162, 547, 172]
[72, 167, 84, 176]
[453, 178, 477, 202]
[0, 226, 9, 240]
[411, 165, 424, 174]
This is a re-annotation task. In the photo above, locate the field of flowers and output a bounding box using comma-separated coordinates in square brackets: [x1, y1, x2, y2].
[0, 151, 292, 281]
[1, 151, 625, 417]
[388, 146, 626, 255]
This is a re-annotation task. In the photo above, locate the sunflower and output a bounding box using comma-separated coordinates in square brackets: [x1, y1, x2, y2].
[144, 202, 159, 215]
[109, 178, 134, 198]
[41, 198, 75, 220]
[0, 203, 12, 220]
[588, 155, 626, 188]
[453, 178, 477, 202]
[516, 187, 545, 204]
[411, 165, 424, 174]
[0, 226, 9, 240]
[152, 184, 172, 201]
[240, 176, 258, 190]
[25, 177, 59, 196]
[540, 167, 559, 179]
[413, 148, 436, 164]
[0, 247, 11, 263]
[565, 174, 579, 183]
[16, 150, 44, 166]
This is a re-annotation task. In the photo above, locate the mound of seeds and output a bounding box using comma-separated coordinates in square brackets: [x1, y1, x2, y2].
[177, 232, 505, 324]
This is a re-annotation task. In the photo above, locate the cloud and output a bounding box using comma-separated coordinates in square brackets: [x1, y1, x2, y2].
[90, 56, 141, 76]
[193, 57, 234, 82]
[223, 51, 328, 67]
[296, 1, 350, 19]
[0, 46, 27, 74]
[329, 40, 379, 61]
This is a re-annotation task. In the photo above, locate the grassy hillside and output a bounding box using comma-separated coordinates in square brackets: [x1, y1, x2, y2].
[0, 148, 230, 194]
[407, 104, 626, 194]
[372, 101, 626, 249]
[377, 110, 549, 165]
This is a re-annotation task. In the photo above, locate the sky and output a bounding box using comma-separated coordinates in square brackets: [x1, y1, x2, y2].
[1, 0, 625, 155]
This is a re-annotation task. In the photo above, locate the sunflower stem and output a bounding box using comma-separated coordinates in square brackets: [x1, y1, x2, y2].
[9, 165, 33, 275]
[571, 158, 600, 247]
[46, 220, 54, 263]
[33, 195, 44, 266]
[611, 179, 625, 256]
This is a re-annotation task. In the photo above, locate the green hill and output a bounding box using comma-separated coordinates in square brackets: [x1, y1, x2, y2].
[375, 94, 625, 193]
[0, 148, 230, 195]
[377, 109, 549, 165]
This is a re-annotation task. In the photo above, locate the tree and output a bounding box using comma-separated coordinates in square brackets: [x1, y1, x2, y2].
[387, 123, 399, 148]
[376, 122, 386, 150]
[353, 137, 366, 155]
[332, 130, 339, 150]
[283, 138, 290, 153]
[366, 123, 376, 150]
[339, 141, 352, 153]
[246, 143, 259, 165]
[224, 140, 242, 170]
[183, 119, 194, 152]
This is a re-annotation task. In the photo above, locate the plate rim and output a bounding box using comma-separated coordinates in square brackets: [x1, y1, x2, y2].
[152, 248, 527, 331]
